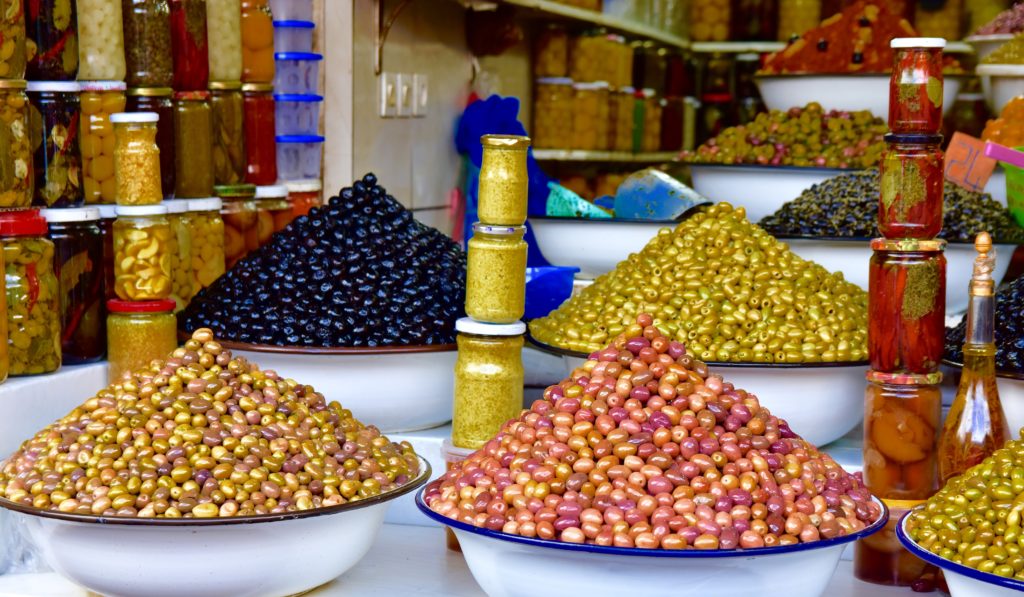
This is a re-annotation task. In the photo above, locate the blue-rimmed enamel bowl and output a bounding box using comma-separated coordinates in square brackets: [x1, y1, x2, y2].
[897, 508, 1024, 596]
[418, 487, 887, 597]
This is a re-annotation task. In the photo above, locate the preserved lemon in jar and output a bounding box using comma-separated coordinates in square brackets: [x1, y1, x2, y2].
[452, 318, 525, 450]
[164, 199, 193, 308]
[465, 224, 527, 324]
[187, 197, 225, 292]
[113, 204, 173, 300]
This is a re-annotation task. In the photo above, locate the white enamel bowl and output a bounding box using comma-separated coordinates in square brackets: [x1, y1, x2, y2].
[778, 237, 1017, 315]
[967, 34, 1015, 61]
[755, 74, 964, 118]
[419, 490, 887, 597]
[898, 509, 1024, 597]
[977, 64, 1024, 113]
[0, 458, 430, 597]
[528, 216, 678, 276]
[529, 337, 866, 447]
[223, 341, 456, 433]
[688, 164, 852, 223]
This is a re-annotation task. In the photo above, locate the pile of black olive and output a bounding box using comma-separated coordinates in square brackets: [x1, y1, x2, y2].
[759, 169, 1024, 244]
[179, 173, 467, 347]
[946, 276, 1024, 373]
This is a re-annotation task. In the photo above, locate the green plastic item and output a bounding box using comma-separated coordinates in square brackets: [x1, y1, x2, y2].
[545, 182, 612, 218]
[1005, 161, 1024, 227]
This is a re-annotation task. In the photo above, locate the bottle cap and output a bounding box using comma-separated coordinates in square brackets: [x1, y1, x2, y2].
[0, 209, 47, 236]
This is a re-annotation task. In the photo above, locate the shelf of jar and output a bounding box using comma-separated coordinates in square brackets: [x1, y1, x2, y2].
[689, 40, 973, 54]
[532, 149, 679, 162]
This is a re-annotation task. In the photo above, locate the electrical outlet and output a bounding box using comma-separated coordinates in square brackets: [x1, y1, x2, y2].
[379, 72, 398, 118]
[412, 74, 428, 117]
[396, 73, 413, 117]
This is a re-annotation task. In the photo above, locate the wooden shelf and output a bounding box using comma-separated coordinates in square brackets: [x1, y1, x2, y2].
[532, 149, 678, 162]
[690, 40, 974, 54]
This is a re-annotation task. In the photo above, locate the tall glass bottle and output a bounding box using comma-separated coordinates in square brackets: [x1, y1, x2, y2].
[939, 232, 1010, 483]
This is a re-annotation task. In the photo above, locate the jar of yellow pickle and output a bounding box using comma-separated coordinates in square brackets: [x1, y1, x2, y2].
[466, 224, 527, 324]
[113, 204, 173, 301]
[0, 80, 32, 208]
[609, 86, 635, 152]
[163, 199, 193, 308]
[452, 317, 525, 450]
[778, 0, 821, 41]
[572, 81, 610, 150]
[106, 298, 177, 383]
[532, 78, 573, 149]
[569, 29, 607, 83]
[187, 197, 225, 292]
[608, 34, 633, 89]
[110, 112, 163, 205]
[80, 81, 127, 205]
[691, 0, 731, 41]
[0, 209, 60, 376]
[642, 89, 663, 152]
[534, 24, 568, 78]
[915, 0, 963, 41]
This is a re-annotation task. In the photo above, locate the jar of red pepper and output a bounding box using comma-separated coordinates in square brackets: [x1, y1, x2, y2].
[242, 83, 277, 185]
[170, 0, 210, 91]
[879, 133, 944, 240]
[889, 38, 945, 135]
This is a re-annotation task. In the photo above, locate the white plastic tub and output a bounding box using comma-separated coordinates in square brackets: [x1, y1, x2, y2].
[273, 20, 315, 52]
[274, 93, 322, 135]
[276, 134, 324, 181]
[269, 0, 312, 21]
[273, 51, 322, 94]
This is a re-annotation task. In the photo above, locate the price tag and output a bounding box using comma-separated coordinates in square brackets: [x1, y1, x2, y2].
[944, 133, 997, 192]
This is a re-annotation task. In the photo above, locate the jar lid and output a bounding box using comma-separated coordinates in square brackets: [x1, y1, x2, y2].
[273, 19, 315, 28]
[110, 111, 159, 123]
[573, 81, 610, 90]
[174, 90, 210, 101]
[215, 184, 258, 198]
[274, 51, 324, 61]
[871, 238, 947, 252]
[255, 184, 289, 199]
[276, 134, 325, 143]
[127, 87, 174, 97]
[188, 197, 223, 211]
[26, 81, 81, 93]
[642, 88, 657, 98]
[0, 209, 47, 236]
[107, 298, 177, 313]
[883, 133, 943, 145]
[97, 204, 118, 219]
[41, 207, 100, 223]
[480, 134, 530, 150]
[891, 37, 946, 49]
[535, 77, 573, 85]
[209, 81, 243, 90]
[162, 199, 190, 214]
[472, 223, 525, 235]
[285, 179, 322, 192]
[0, 80, 27, 89]
[619, 86, 635, 93]
[116, 205, 169, 217]
[456, 317, 526, 336]
[80, 81, 127, 92]
[273, 93, 324, 102]
[242, 83, 275, 93]
[866, 370, 943, 385]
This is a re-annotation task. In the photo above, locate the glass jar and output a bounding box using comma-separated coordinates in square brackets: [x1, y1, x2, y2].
[915, 0, 963, 41]
[532, 77, 572, 150]
[889, 39, 945, 135]
[0, 80, 32, 208]
[661, 96, 683, 151]
[0, 209, 60, 375]
[173, 90, 214, 198]
[664, 50, 690, 98]
[868, 239, 947, 375]
[572, 81, 610, 151]
[944, 92, 988, 142]
[0, 0, 26, 79]
[569, 29, 607, 83]
[533, 24, 568, 78]
[730, 0, 777, 41]
[285, 178, 320, 217]
[778, 0, 821, 40]
[26, 81, 83, 208]
[608, 35, 633, 89]
[170, 0, 209, 91]
[187, 197, 224, 292]
[106, 298, 177, 382]
[255, 183, 289, 236]
[879, 134, 944, 239]
[690, 0, 730, 41]
[25, 0, 78, 80]
[466, 224, 527, 324]
[206, 0, 241, 82]
[638, 42, 666, 94]
[478, 136, 529, 227]
[126, 87, 176, 199]
[111, 112, 163, 205]
[163, 199, 193, 309]
[80, 81, 127, 205]
[642, 91, 662, 152]
[452, 318, 525, 450]
[122, 0, 173, 87]
[240, 0, 273, 84]
[242, 83, 276, 185]
[77, 0, 126, 80]
[41, 207, 105, 364]
[113, 204, 173, 300]
[218, 183, 256, 267]
[608, 87, 634, 152]
[97, 204, 116, 300]
[210, 82, 246, 185]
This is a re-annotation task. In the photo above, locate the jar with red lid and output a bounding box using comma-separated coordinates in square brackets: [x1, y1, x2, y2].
[106, 298, 177, 382]
[242, 83, 277, 185]
[26, 81, 83, 208]
[41, 207, 105, 365]
[170, 0, 210, 91]
[285, 179, 320, 218]
[869, 239, 947, 375]
[880, 134, 944, 239]
[126, 87, 176, 199]
[889, 38, 945, 135]
[0, 209, 61, 375]
[173, 90, 214, 198]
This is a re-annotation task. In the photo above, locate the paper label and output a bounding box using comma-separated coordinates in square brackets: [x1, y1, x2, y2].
[944, 133, 997, 192]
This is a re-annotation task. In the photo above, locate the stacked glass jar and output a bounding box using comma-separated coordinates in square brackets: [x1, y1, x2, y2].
[855, 37, 947, 589]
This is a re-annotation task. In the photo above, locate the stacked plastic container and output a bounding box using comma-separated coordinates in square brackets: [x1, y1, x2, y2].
[271, 0, 323, 183]
[854, 38, 948, 588]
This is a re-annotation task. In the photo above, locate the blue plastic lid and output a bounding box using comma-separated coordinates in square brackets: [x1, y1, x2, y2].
[275, 52, 323, 61]
[276, 134, 325, 143]
[273, 20, 315, 28]
[273, 93, 324, 102]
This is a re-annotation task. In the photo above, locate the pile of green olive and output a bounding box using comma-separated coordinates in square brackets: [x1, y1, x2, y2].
[0, 328, 421, 518]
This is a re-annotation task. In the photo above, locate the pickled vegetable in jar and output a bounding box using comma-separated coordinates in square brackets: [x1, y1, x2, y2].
[889, 39, 945, 135]
[0, 209, 61, 375]
[466, 224, 527, 324]
[113, 204, 173, 300]
[778, 0, 821, 41]
[26, 81, 83, 208]
[879, 134, 944, 239]
[532, 77, 572, 150]
[210, 82, 246, 185]
[730, 0, 778, 42]
[25, 0, 78, 80]
[869, 239, 947, 375]
[285, 178, 320, 218]
[255, 183, 289, 237]
[41, 207, 105, 365]
[206, 0, 241, 81]
[80, 81, 127, 205]
[241, 83, 276, 185]
[533, 24, 568, 78]
[478, 135, 529, 227]
[163, 199, 193, 308]
[690, 0, 730, 42]
[0, 0, 27, 79]
[173, 90, 214, 198]
[169, 0, 210, 91]
[218, 183, 256, 267]
[452, 318, 525, 450]
[915, 0, 963, 41]
[642, 89, 662, 153]
[122, 0, 173, 87]
[568, 29, 608, 84]
[571, 81, 610, 151]
[126, 87, 176, 198]
[186, 197, 224, 291]
[97, 204, 116, 300]
[111, 111, 163, 205]
[77, 0, 127, 81]
[0, 80, 33, 208]
[240, 0, 273, 84]
[106, 298, 176, 382]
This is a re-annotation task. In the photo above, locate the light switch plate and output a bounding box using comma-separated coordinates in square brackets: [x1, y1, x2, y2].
[379, 72, 398, 118]
[396, 73, 413, 117]
[412, 74, 428, 117]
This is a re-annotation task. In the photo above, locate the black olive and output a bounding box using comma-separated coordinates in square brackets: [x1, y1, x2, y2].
[817, 38, 827, 51]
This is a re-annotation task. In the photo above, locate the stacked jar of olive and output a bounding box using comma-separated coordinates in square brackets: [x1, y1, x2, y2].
[855, 37, 949, 588]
